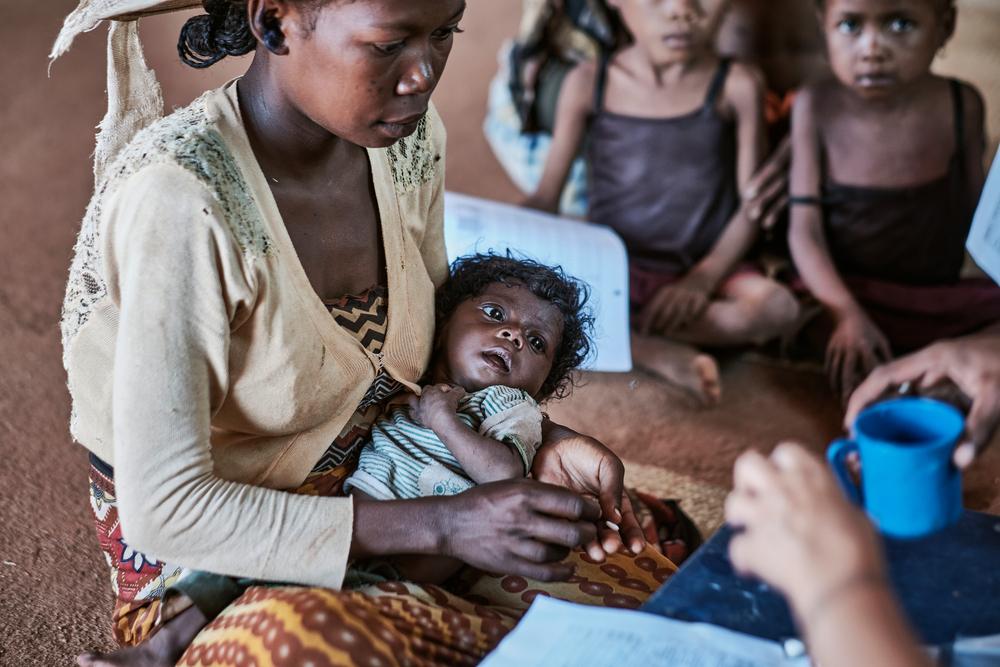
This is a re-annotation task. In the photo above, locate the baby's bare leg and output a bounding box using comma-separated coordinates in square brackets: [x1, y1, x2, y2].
[631, 333, 721, 407]
[77, 603, 207, 667]
[669, 274, 799, 347]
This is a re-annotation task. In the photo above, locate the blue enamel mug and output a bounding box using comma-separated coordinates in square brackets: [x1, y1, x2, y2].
[827, 397, 965, 538]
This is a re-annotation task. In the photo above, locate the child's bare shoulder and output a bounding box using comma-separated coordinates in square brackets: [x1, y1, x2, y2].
[559, 61, 599, 113]
[792, 76, 844, 122]
[722, 61, 765, 112]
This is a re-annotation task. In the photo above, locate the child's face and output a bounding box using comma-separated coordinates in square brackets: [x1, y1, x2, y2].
[436, 283, 564, 398]
[820, 0, 951, 99]
[614, 0, 728, 65]
[274, 0, 465, 148]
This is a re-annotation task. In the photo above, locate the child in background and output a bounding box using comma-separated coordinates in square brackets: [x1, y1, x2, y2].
[789, 0, 1000, 400]
[526, 0, 799, 406]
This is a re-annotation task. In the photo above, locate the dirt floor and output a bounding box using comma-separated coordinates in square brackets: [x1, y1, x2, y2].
[2, 2, 999, 665]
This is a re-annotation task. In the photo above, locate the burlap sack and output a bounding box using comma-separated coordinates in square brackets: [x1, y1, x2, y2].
[50, 0, 203, 182]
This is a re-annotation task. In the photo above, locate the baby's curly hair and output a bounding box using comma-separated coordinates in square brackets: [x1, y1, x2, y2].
[436, 253, 594, 401]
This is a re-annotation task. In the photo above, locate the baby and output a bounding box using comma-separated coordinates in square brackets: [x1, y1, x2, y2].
[344, 253, 594, 581]
[789, 0, 1000, 400]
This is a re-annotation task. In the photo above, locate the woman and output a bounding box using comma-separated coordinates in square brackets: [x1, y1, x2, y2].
[56, 0, 678, 665]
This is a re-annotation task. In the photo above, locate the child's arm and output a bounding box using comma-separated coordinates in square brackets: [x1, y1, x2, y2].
[787, 86, 890, 398]
[414, 384, 525, 483]
[638, 63, 766, 334]
[523, 63, 596, 212]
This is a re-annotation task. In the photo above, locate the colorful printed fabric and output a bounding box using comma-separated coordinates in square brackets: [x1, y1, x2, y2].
[178, 547, 676, 667]
[344, 385, 542, 500]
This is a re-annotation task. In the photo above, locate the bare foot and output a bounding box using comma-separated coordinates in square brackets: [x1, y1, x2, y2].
[632, 334, 721, 407]
[77, 605, 207, 667]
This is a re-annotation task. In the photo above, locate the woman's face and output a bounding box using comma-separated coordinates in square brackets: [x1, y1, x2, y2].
[275, 0, 466, 147]
[821, 0, 949, 99]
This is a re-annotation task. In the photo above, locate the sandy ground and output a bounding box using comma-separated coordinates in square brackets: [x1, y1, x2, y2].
[2, 1, 998, 665]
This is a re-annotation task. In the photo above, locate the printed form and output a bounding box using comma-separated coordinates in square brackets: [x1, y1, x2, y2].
[480, 597, 808, 667]
[967, 146, 1000, 284]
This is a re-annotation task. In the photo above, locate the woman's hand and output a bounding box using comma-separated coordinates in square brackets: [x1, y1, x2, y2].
[440, 479, 601, 581]
[826, 308, 891, 402]
[725, 443, 885, 621]
[409, 383, 466, 432]
[726, 444, 931, 667]
[638, 274, 713, 336]
[533, 421, 645, 559]
[846, 333, 1000, 468]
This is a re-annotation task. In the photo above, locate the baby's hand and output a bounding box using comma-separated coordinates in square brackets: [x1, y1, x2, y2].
[411, 383, 467, 432]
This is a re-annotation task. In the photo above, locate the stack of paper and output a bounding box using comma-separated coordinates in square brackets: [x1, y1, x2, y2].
[481, 597, 808, 667]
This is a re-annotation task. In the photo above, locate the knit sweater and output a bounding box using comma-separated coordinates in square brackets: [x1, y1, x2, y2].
[61, 80, 448, 589]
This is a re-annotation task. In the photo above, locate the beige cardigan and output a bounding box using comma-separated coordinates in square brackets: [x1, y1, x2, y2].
[61, 81, 448, 588]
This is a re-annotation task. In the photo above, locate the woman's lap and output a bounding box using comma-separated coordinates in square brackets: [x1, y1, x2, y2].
[178, 546, 676, 666]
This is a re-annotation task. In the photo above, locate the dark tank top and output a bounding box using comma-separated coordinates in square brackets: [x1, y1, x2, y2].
[586, 58, 740, 274]
[822, 80, 973, 286]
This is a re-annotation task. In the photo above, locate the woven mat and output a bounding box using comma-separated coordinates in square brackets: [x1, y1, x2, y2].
[624, 459, 729, 537]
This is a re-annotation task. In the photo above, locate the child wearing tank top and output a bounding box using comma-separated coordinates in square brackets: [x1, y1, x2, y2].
[526, 0, 798, 406]
[789, 0, 1000, 401]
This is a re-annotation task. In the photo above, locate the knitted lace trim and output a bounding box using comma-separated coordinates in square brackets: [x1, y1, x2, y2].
[385, 114, 441, 195]
[61, 92, 271, 368]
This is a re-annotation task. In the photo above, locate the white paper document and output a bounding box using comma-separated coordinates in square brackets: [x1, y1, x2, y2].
[443, 192, 632, 372]
[480, 596, 808, 667]
[967, 146, 1000, 284]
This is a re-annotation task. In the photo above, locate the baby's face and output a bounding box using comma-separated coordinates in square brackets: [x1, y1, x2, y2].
[821, 0, 949, 98]
[615, 0, 728, 66]
[436, 283, 564, 398]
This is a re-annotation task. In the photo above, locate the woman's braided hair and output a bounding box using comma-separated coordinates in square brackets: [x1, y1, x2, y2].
[179, 0, 257, 68]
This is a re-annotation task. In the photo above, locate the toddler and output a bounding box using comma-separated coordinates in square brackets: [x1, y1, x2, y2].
[789, 0, 1000, 400]
[526, 0, 798, 406]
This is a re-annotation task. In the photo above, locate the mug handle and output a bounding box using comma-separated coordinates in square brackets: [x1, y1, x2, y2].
[826, 439, 863, 506]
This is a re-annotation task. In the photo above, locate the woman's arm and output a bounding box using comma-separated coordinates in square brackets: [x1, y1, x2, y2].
[523, 63, 595, 213]
[110, 165, 356, 589]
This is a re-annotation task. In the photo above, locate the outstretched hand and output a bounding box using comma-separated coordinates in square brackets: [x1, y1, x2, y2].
[846, 333, 1000, 468]
[533, 421, 645, 560]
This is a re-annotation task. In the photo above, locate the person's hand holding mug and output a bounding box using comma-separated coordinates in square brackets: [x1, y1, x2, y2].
[846, 333, 1000, 468]
[726, 444, 932, 667]
[725, 443, 885, 623]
